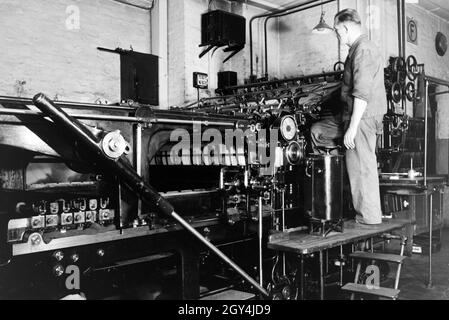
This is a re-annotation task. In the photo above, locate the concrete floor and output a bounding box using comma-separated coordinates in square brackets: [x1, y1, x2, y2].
[398, 229, 449, 300]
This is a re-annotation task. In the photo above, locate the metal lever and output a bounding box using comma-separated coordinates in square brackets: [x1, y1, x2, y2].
[32, 93, 269, 298]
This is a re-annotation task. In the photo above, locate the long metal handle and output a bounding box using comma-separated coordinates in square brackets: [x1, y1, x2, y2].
[32, 93, 269, 297]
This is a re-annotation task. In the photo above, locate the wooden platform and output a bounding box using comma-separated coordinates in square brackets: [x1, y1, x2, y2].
[268, 220, 410, 255]
[200, 290, 255, 301]
[341, 283, 400, 299]
[379, 175, 447, 188]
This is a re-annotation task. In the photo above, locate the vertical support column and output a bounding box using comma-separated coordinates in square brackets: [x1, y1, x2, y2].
[397, 0, 403, 58]
[300, 255, 305, 300]
[401, 0, 406, 58]
[424, 80, 429, 187]
[135, 123, 143, 218]
[0, 212, 12, 266]
[282, 189, 286, 277]
[158, 0, 169, 109]
[319, 250, 325, 300]
[337, 0, 341, 62]
[351, 243, 356, 272]
[339, 245, 344, 286]
[439, 189, 444, 244]
[427, 192, 433, 289]
[178, 240, 201, 300]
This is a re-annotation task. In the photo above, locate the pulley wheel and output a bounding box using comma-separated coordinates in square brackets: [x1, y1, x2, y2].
[406, 55, 418, 81]
[405, 82, 417, 102]
[390, 82, 402, 103]
[334, 61, 345, 72]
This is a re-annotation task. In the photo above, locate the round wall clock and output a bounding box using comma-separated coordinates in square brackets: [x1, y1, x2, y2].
[408, 19, 418, 44]
[436, 32, 447, 56]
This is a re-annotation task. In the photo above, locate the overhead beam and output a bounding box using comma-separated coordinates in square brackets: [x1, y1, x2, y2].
[109, 0, 155, 10]
[246, 0, 291, 11]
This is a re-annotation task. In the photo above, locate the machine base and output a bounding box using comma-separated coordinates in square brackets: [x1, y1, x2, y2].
[309, 219, 344, 237]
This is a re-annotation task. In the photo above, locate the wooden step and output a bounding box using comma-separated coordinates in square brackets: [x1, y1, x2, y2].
[350, 251, 406, 263]
[342, 283, 400, 299]
[200, 290, 255, 301]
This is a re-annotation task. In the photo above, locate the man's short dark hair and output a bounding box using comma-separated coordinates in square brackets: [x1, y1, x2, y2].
[335, 9, 362, 25]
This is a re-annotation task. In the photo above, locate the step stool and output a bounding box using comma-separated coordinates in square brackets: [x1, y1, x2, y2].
[342, 234, 408, 300]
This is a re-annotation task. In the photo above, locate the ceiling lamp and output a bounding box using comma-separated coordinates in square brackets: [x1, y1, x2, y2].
[312, 2, 334, 35]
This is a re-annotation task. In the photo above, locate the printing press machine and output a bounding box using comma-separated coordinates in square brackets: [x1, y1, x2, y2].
[0, 72, 347, 300]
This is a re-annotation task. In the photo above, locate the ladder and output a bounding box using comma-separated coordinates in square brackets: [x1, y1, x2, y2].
[342, 234, 408, 300]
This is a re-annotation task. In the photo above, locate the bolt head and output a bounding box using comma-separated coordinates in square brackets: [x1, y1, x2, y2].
[53, 265, 64, 277]
[53, 251, 64, 261]
[30, 234, 41, 245]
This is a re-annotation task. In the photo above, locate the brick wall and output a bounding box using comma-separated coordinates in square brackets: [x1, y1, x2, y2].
[0, 0, 151, 103]
[167, 0, 185, 107]
[0, 0, 276, 108]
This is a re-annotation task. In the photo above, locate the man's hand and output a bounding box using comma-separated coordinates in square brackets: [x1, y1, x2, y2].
[344, 125, 358, 150]
[345, 97, 368, 150]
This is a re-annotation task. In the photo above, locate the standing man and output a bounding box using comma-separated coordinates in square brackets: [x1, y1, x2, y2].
[311, 8, 387, 225]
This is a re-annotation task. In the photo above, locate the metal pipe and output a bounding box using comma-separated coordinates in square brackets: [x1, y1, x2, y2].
[394, 238, 406, 290]
[401, 0, 407, 113]
[300, 255, 305, 300]
[429, 90, 449, 97]
[264, 17, 269, 79]
[281, 189, 286, 231]
[337, 0, 341, 62]
[135, 123, 143, 219]
[110, 0, 153, 10]
[0, 96, 136, 111]
[135, 124, 142, 174]
[425, 75, 449, 87]
[32, 93, 269, 297]
[402, 0, 406, 58]
[0, 109, 238, 127]
[424, 80, 429, 187]
[0, 108, 145, 123]
[397, 0, 403, 58]
[319, 250, 325, 300]
[250, 0, 322, 77]
[150, 118, 235, 127]
[33, 94, 103, 149]
[427, 193, 433, 289]
[339, 245, 343, 286]
[263, 0, 337, 77]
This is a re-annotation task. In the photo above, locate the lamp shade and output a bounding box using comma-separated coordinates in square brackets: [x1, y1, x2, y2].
[313, 11, 334, 34]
